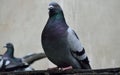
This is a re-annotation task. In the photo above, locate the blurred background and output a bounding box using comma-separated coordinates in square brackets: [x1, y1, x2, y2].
[0, 0, 120, 70]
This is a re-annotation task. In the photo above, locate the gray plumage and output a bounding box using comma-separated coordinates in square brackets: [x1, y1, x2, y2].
[41, 2, 91, 69]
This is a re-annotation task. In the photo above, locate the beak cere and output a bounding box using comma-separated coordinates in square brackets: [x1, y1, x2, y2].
[48, 5, 54, 10]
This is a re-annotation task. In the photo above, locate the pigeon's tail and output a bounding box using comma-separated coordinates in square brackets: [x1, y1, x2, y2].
[79, 57, 92, 69]
[71, 47, 92, 69]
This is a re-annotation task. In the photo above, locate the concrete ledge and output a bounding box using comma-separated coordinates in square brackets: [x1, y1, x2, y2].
[0, 67, 120, 75]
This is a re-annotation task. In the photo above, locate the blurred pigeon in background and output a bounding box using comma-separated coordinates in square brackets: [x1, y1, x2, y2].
[0, 43, 29, 72]
[0, 43, 46, 72]
[41, 2, 91, 69]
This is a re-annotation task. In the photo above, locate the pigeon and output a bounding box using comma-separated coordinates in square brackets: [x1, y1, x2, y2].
[41, 2, 91, 69]
[0, 43, 46, 71]
[0, 43, 29, 72]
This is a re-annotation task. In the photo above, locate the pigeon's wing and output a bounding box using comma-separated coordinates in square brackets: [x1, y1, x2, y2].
[5, 58, 28, 71]
[5, 62, 28, 69]
[0, 59, 4, 68]
[67, 28, 87, 60]
[67, 28, 91, 69]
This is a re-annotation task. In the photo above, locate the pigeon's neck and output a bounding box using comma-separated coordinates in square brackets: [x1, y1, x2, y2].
[4, 47, 14, 58]
[46, 11, 68, 31]
[42, 11, 68, 39]
[47, 11, 68, 30]
[49, 11, 66, 23]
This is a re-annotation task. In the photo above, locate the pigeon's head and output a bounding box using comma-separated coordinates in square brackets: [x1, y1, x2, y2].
[4, 43, 14, 48]
[48, 2, 62, 16]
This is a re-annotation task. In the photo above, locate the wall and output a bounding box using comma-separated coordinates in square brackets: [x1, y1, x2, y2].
[0, 0, 120, 70]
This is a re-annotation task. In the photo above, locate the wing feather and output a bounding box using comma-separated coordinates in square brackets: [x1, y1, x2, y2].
[67, 28, 87, 60]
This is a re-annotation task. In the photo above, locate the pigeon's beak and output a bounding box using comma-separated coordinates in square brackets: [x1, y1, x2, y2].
[48, 5, 54, 10]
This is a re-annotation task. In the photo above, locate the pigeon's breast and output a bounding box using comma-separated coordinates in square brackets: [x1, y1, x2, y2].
[42, 24, 68, 41]
[42, 29, 73, 67]
[42, 36, 72, 67]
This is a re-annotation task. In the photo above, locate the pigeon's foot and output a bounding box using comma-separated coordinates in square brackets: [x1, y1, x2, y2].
[61, 66, 72, 71]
